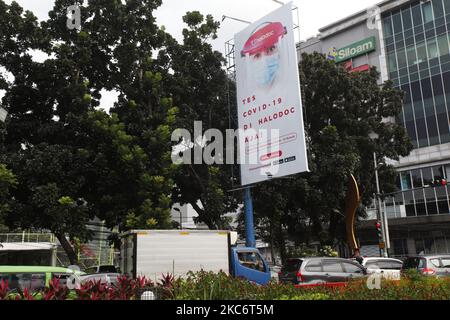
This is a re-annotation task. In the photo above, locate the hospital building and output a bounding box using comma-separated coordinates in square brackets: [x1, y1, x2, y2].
[298, 0, 450, 256]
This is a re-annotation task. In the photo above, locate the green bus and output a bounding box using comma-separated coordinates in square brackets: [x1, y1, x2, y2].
[0, 266, 85, 292]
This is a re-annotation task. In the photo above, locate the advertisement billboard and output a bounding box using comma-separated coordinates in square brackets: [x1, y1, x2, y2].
[234, 2, 308, 186]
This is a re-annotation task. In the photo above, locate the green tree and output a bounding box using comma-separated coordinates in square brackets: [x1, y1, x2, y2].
[0, 163, 16, 230]
[0, 0, 177, 264]
[247, 53, 413, 262]
[160, 11, 239, 229]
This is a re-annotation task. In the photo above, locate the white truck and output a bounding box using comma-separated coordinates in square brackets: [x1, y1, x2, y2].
[120, 230, 271, 285]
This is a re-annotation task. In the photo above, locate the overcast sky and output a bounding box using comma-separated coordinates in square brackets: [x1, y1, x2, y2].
[7, 0, 381, 50]
[3, 0, 381, 111]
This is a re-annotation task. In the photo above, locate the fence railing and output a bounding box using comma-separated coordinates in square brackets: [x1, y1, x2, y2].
[0, 232, 56, 244]
[1, 232, 117, 269]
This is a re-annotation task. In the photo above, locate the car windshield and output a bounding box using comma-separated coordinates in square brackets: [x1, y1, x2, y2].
[99, 266, 117, 273]
[403, 258, 418, 269]
[282, 259, 302, 273]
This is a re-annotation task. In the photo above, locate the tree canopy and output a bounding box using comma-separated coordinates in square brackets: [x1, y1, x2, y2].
[0, 0, 178, 264]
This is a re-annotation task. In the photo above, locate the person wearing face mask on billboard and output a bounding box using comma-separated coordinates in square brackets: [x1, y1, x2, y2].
[241, 22, 287, 90]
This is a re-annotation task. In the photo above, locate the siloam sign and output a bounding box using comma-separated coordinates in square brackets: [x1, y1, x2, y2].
[335, 36, 376, 63]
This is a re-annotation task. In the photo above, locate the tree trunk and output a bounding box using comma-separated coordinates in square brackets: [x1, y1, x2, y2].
[270, 221, 276, 264]
[328, 213, 339, 245]
[55, 233, 78, 266]
[190, 201, 217, 230]
[275, 222, 287, 265]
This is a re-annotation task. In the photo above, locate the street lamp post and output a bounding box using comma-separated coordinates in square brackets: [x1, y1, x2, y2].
[369, 132, 390, 258]
[373, 152, 388, 258]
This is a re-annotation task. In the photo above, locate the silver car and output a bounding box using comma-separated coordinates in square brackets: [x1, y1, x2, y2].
[402, 255, 450, 277]
[79, 273, 121, 286]
[278, 257, 367, 285]
[356, 257, 403, 280]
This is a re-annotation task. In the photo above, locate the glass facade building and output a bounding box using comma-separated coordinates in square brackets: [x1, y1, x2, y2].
[383, 0, 450, 149]
[381, 0, 450, 221]
[383, 163, 450, 218]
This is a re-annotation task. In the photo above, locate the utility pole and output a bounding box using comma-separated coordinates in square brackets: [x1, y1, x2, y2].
[373, 152, 389, 257]
[244, 187, 256, 248]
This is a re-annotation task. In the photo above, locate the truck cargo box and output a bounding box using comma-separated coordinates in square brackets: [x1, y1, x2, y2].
[120, 230, 235, 280]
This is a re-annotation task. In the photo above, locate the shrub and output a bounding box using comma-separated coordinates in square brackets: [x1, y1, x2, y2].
[0, 279, 10, 300]
[1, 272, 449, 300]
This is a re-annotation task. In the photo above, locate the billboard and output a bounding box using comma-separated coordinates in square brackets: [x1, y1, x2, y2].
[234, 2, 308, 186]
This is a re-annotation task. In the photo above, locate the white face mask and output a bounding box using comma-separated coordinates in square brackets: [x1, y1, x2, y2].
[252, 54, 280, 87]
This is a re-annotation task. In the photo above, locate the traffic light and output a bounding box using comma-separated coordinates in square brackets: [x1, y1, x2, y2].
[432, 178, 448, 188]
[375, 221, 383, 240]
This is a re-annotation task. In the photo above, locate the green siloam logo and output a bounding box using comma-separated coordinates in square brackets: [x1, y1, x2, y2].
[335, 36, 376, 63]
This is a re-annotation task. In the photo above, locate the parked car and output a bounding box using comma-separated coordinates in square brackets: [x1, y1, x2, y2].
[0, 266, 85, 291]
[84, 265, 118, 274]
[79, 273, 121, 287]
[402, 255, 450, 277]
[278, 257, 367, 285]
[354, 257, 402, 280]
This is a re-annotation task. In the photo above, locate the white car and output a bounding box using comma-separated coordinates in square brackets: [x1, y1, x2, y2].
[79, 273, 121, 286]
[357, 257, 403, 280]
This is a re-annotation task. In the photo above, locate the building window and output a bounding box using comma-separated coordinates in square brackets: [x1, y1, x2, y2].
[427, 38, 439, 59]
[388, 52, 398, 72]
[432, 0, 444, 18]
[392, 12, 403, 35]
[400, 172, 412, 190]
[406, 46, 417, 66]
[432, 165, 445, 180]
[397, 48, 407, 69]
[445, 0, 450, 15]
[416, 41, 428, 64]
[437, 34, 450, 56]
[422, 2, 434, 24]
[416, 117, 429, 147]
[383, 16, 393, 38]
[422, 167, 433, 186]
[412, 4, 423, 26]
[411, 169, 423, 188]
[402, 8, 413, 31]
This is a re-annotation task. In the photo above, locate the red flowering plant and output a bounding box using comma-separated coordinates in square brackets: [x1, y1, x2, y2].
[110, 275, 154, 300]
[15, 287, 36, 301]
[156, 273, 176, 300]
[0, 279, 10, 300]
[41, 278, 70, 301]
[76, 279, 113, 300]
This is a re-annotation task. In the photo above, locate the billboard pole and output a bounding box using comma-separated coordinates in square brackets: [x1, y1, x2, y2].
[244, 187, 256, 248]
[223, 16, 258, 249]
